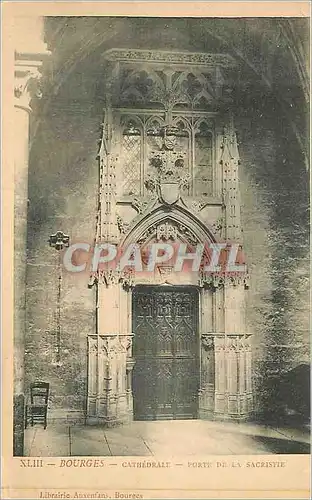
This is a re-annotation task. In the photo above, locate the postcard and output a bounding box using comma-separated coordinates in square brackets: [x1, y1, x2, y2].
[1, 2, 311, 499]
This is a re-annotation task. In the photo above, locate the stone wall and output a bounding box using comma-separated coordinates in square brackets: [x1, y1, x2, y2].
[237, 88, 309, 421]
[26, 103, 100, 421]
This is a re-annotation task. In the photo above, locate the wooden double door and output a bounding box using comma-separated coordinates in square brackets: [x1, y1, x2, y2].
[132, 286, 199, 420]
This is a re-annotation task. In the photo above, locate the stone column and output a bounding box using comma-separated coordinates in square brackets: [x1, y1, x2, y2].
[214, 334, 227, 417]
[213, 280, 252, 420]
[224, 281, 245, 334]
[87, 274, 134, 425]
[199, 288, 215, 418]
[199, 334, 215, 419]
[87, 81, 132, 424]
[13, 17, 50, 456]
[94, 275, 120, 425]
[220, 113, 241, 242]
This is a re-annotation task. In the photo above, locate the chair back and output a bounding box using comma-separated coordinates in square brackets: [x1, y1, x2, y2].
[30, 382, 49, 406]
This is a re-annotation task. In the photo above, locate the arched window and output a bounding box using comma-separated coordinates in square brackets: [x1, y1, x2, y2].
[174, 119, 190, 160]
[194, 121, 213, 197]
[120, 120, 142, 196]
[145, 118, 163, 176]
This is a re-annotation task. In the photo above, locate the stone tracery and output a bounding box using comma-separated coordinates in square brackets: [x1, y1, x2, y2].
[87, 48, 252, 424]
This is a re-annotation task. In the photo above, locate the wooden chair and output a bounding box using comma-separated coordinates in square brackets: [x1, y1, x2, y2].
[25, 382, 49, 430]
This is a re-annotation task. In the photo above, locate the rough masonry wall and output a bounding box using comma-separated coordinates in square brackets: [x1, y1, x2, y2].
[25, 102, 100, 420]
[237, 89, 309, 421]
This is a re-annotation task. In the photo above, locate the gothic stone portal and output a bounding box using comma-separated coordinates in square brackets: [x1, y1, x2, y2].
[132, 286, 199, 420]
[87, 48, 253, 426]
[87, 279, 253, 425]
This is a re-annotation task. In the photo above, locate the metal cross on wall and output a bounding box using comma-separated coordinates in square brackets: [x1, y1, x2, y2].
[48, 231, 70, 365]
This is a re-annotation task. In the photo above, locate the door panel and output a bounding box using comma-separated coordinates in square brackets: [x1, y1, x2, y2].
[132, 286, 199, 420]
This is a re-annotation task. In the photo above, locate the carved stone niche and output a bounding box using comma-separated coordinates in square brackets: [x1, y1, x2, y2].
[87, 334, 135, 425]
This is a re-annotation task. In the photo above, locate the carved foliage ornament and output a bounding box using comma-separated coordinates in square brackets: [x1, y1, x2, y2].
[97, 335, 133, 358]
[103, 49, 236, 67]
[89, 269, 135, 289]
[201, 335, 214, 351]
[212, 217, 224, 236]
[156, 222, 178, 241]
[117, 215, 130, 235]
[200, 334, 252, 353]
[214, 336, 252, 353]
[214, 335, 252, 353]
[145, 124, 190, 201]
[14, 45, 50, 108]
[189, 200, 207, 214]
[198, 272, 250, 289]
[137, 220, 198, 246]
[131, 197, 149, 214]
[49, 231, 70, 251]
[14, 71, 42, 100]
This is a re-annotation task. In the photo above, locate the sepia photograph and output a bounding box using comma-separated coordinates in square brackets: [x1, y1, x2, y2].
[2, 3, 310, 498]
[12, 13, 310, 459]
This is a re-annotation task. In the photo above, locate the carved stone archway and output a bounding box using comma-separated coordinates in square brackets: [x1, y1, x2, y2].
[87, 206, 252, 425]
[120, 201, 219, 249]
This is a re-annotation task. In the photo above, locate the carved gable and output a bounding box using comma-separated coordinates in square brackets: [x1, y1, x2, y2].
[94, 48, 242, 254]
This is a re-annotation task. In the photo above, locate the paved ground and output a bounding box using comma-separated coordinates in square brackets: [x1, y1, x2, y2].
[24, 420, 310, 456]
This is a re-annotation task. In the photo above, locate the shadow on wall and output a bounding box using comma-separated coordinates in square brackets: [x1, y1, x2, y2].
[259, 363, 310, 427]
[235, 81, 309, 427]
